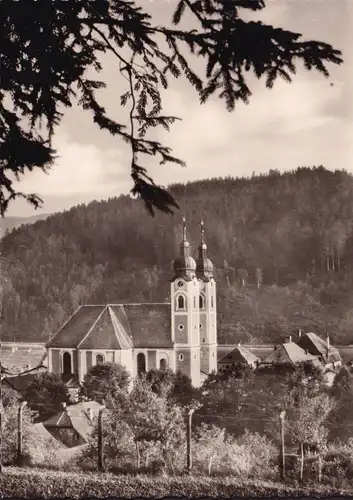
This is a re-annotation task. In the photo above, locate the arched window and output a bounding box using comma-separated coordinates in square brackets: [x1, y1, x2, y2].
[193, 296, 196, 308]
[96, 354, 104, 365]
[62, 352, 72, 376]
[160, 358, 167, 370]
[211, 296, 214, 308]
[199, 294, 205, 309]
[137, 353, 146, 375]
[177, 295, 186, 310]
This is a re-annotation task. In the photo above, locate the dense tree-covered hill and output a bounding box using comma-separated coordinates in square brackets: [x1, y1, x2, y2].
[0, 214, 49, 239]
[2, 166, 353, 345]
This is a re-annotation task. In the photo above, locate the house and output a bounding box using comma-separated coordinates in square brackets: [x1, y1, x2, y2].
[0, 342, 47, 375]
[43, 401, 103, 448]
[261, 340, 322, 368]
[46, 220, 218, 388]
[297, 332, 342, 369]
[218, 344, 260, 371]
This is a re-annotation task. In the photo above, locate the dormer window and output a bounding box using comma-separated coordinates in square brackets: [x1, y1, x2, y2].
[177, 294, 186, 310]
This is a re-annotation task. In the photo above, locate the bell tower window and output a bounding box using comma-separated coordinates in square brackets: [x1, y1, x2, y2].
[177, 294, 186, 310]
[199, 294, 205, 310]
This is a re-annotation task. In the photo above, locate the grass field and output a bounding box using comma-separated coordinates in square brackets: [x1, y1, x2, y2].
[0, 466, 351, 499]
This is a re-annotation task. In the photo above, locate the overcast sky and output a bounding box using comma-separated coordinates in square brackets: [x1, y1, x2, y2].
[8, 0, 352, 217]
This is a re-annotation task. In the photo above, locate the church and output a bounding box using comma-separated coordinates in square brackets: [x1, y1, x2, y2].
[46, 219, 217, 387]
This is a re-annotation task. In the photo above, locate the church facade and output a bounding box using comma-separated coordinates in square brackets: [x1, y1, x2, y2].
[46, 220, 217, 387]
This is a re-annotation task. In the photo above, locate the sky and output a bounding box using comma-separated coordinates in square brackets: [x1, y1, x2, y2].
[7, 0, 352, 217]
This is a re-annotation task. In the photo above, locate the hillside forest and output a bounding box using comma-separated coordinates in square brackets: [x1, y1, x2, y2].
[2, 166, 353, 345]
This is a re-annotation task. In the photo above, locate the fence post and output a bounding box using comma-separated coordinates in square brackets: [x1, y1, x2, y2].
[17, 401, 27, 466]
[186, 408, 194, 471]
[279, 410, 286, 480]
[97, 406, 105, 472]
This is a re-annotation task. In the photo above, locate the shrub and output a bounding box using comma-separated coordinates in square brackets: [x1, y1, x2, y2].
[224, 430, 277, 479]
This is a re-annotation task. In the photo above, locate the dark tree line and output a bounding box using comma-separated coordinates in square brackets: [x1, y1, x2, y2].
[2, 167, 353, 344]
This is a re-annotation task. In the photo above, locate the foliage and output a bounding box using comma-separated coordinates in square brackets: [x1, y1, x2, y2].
[0, 1, 342, 215]
[83, 377, 185, 473]
[3, 168, 353, 344]
[1, 467, 349, 499]
[1, 382, 20, 408]
[193, 423, 227, 475]
[285, 393, 335, 452]
[23, 372, 70, 420]
[225, 430, 277, 479]
[1, 403, 60, 467]
[145, 368, 196, 407]
[328, 367, 353, 442]
[80, 362, 131, 406]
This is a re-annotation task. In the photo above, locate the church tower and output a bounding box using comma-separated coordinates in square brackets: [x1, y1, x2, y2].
[196, 221, 217, 375]
[171, 218, 201, 387]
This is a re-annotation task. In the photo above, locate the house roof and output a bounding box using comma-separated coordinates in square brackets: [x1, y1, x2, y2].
[47, 303, 172, 350]
[297, 332, 342, 364]
[0, 343, 47, 375]
[218, 344, 260, 364]
[43, 401, 103, 443]
[3, 372, 41, 392]
[262, 342, 322, 366]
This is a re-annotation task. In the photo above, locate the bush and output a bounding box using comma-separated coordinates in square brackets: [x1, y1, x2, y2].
[224, 431, 277, 479]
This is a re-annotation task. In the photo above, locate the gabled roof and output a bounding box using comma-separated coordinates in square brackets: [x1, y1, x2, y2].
[262, 342, 321, 366]
[218, 344, 260, 364]
[78, 307, 133, 350]
[46, 303, 172, 350]
[297, 332, 341, 364]
[43, 401, 103, 443]
[3, 372, 39, 392]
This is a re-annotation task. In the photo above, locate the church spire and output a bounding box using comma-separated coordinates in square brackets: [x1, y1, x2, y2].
[180, 217, 190, 257]
[196, 220, 214, 281]
[172, 217, 196, 280]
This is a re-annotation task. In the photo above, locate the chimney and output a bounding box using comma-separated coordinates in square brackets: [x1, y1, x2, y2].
[326, 336, 330, 350]
[286, 335, 292, 343]
[88, 408, 94, 421]
[305, 349, 309, 355]
[298, 328, 302, 339]
[61, 402, 67, 410]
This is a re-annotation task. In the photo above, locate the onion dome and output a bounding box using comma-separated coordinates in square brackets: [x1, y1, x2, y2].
[173, 218, 196, 280]
[196, 221, 214, 281]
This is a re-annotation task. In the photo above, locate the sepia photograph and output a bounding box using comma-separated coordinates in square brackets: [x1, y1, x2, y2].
[0, 0, 351, 497]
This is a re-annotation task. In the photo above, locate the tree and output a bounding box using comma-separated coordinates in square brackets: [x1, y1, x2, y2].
[85, 377, 185, 472]
[23, 372, 70, 420]
[0, 1, 342, 216]
[1, 383, 20, 409]
[80, 362, 131, 406]
[193, 423, 226, 475]
[286, 393, 335, 482]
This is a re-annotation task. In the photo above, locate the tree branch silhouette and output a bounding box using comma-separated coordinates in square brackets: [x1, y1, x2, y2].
[0, 0, 343, 216]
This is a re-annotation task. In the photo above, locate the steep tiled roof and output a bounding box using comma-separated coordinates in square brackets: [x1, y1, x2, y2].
[0, 343, 47, 375]
[47, 303, 172, 350]
[43, 401, 103, 443]
[297, 332, 342, 364]
[47, 306, 105, 348]
[3, 372, 40, 392]
[78, 307, 133, 350]
[218, 344, 260, 364]
[262, 342, 321, 366]
[115, 303, 172, 348]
